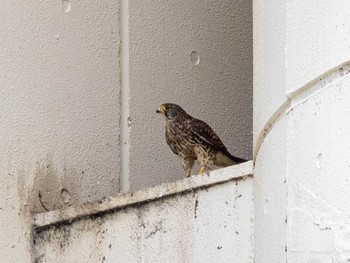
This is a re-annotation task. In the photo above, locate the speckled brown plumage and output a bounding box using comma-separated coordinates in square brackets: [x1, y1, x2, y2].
[156, 103, 247, 177]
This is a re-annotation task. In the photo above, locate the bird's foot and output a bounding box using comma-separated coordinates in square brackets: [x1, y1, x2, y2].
[199, 166, 211, 176]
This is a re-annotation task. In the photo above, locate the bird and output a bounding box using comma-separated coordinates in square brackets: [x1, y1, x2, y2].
[156, 103, 247, 177]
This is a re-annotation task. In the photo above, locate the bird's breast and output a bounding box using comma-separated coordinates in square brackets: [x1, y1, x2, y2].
[165, 123, 195, 156]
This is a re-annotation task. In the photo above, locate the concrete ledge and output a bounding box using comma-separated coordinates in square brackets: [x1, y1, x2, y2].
[34, 161, 253, 228]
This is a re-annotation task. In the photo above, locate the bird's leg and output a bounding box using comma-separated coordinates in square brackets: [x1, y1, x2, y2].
[199, 160, 213, 175]
[195, 148, 214, 175]
[181, 158, 195, 177]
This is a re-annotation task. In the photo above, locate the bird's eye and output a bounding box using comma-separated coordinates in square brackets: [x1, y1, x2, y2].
[164, 105, 169, 110]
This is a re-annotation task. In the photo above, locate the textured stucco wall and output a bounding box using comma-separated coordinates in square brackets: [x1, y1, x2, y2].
[1, 0, 121, 209]
[254, 0, 350, 262]
[34, 165, 254, 263]
[1, 1, 120, 261]
[128, 0, 253, 190]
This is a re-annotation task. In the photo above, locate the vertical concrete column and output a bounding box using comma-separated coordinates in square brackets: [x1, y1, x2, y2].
[254, 0, 350, 262]
[253, 1, 288, 262]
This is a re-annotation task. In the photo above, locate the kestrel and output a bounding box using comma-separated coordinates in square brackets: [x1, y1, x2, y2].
[156, 103, 247, 177]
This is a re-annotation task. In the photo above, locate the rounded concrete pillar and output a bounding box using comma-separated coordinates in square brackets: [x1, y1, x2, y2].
[254, 0, 350, 262]
[253, 1, 288, 261]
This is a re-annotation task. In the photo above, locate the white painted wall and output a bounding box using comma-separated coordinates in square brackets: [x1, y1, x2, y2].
[254, 0, 350, 261]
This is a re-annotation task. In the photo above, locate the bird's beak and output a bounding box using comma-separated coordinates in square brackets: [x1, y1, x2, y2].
[156, 105, 166, 114]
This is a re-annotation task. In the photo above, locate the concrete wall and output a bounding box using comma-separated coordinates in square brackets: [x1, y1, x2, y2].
[33, 164, 253, 263]
[254, 0, 350, 262]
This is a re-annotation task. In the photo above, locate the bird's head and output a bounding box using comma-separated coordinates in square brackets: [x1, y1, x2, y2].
[156, 103, 189, 121]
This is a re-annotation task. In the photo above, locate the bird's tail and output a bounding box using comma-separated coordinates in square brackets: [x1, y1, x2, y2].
[215, 149, 248, 167]
[225, 150, 247, 164]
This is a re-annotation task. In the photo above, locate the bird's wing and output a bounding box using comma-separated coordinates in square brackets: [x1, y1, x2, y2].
[165, 129, 178, 155]
[191, 118, 247, 164]
[191, 118, 227, 151]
